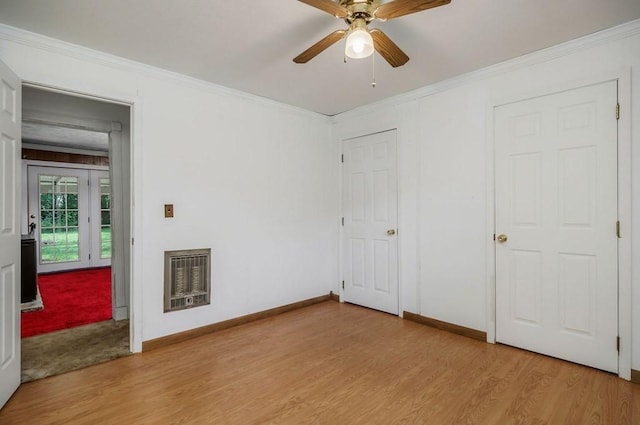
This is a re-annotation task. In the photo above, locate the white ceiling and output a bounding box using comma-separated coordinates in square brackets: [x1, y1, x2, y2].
[1, 0, 639, 116]
[22, 122, 109, 151]
[21, 85, 129, 151]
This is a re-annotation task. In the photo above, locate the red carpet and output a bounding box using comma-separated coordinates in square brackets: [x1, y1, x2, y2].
[21, 267, 112, 338]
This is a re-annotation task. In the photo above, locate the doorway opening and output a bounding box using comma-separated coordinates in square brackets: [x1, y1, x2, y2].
[19, 85, 131, 382]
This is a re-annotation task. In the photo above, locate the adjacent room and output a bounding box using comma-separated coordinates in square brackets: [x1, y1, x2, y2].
[18, 86, 131, 382]
[0, 0, 639, 423]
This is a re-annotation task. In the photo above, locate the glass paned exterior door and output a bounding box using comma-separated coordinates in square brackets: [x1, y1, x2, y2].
[28, 166, 111, 272]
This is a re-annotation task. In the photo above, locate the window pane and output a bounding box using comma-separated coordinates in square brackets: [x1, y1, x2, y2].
[39, 176, 53, 196]
[66, 244, 79, 262]
[40, 229, 55, 263]
[65, 179, 78, 194]
[67, 210, 79, 226]
[101, 226, 111, 259]
[101, 194, 110, 210]
[40, 210, 53, 227]
[54, 211, 67, 226]
[66, 227, 79, 247]
[67, 193, 78, 209]
[100, 178, 110, 194]
[101, 210, 110, 226]
[43, 246, 58, 263]
[40, 228, 54, 241]
[54, 194, 66, 209]
[40, 193, 53, 210]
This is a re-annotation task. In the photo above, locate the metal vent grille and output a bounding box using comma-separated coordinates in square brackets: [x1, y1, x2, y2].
[164, 248, 211, 312]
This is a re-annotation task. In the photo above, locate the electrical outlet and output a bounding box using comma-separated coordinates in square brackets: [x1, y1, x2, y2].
[164, 204, 174, 218]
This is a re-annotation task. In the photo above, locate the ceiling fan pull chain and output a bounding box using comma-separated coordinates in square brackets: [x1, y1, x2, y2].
[371, 52, 376, 88]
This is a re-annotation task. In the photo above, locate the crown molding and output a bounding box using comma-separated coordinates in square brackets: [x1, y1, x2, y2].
[0, 24, 330, 123]
[334, 18, 640, 120]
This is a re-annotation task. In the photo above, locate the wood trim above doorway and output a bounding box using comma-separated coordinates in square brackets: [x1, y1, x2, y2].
[22, 148, 109, 166]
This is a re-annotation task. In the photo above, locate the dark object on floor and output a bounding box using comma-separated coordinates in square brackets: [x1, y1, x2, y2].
[21, 236, 37, 303]
[20, 285, 44, 312]
[21, 319, 130, 383]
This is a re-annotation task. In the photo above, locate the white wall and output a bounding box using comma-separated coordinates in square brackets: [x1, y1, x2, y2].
[0, 26, 337, 348]
[333, 20, 640, 371]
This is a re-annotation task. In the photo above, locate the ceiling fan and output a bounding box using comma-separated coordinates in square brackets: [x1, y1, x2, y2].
[293, 0, 451, 67]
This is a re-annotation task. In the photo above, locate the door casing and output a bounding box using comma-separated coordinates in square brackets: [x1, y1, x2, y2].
[21, 81, 141, 352]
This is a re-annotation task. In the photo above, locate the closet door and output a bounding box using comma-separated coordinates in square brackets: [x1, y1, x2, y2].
[494, 81, 618, 373]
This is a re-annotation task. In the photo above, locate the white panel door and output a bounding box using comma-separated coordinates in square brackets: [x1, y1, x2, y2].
[495, 81, 618, 373]
[0, 59, 21, 409]
[343, 130, 398, 314]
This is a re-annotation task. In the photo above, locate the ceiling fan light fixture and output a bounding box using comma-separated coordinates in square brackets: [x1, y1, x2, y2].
[345, 20, 374, 59]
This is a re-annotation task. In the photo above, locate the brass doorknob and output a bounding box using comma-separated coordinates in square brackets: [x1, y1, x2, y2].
[497, 234, 508, 243]
[387, 229, 396, 236]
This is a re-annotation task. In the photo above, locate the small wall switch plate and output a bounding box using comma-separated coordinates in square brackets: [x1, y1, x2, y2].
[164, 204, 174, 218]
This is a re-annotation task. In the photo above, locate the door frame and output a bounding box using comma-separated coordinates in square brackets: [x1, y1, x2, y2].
[24, 164, 111, 272]
[21, 81, 143, 353]
[339, 129, 401, 315]
[485, 68, 632, 380]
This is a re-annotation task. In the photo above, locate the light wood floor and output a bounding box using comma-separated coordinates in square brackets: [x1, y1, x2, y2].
[1, 301, 638, 424]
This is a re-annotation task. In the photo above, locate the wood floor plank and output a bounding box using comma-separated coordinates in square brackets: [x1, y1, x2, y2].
[1, 301, 639, 424]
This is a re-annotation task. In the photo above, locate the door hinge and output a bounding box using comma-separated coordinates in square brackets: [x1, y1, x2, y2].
[616, 103, 620, 120]
[617, 336, 621, 352]
[341, 154, 344, 163]
[88, 253, 91, 260]
[131, 237, 134, 245]
[341, 217, 344, 226]
[616, 220, 621, 238]
[88, 216, 91, 223]
[342, 280, 344, 290]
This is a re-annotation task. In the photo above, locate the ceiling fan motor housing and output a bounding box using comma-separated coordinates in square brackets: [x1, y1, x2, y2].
[341, 0, 379, 25]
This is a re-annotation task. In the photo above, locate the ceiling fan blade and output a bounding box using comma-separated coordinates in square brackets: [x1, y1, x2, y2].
[293, 30, 347, 63]
[374, 0, 451, 20]
[370, 29, 409, 67]
[298, 0, 350, 18]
